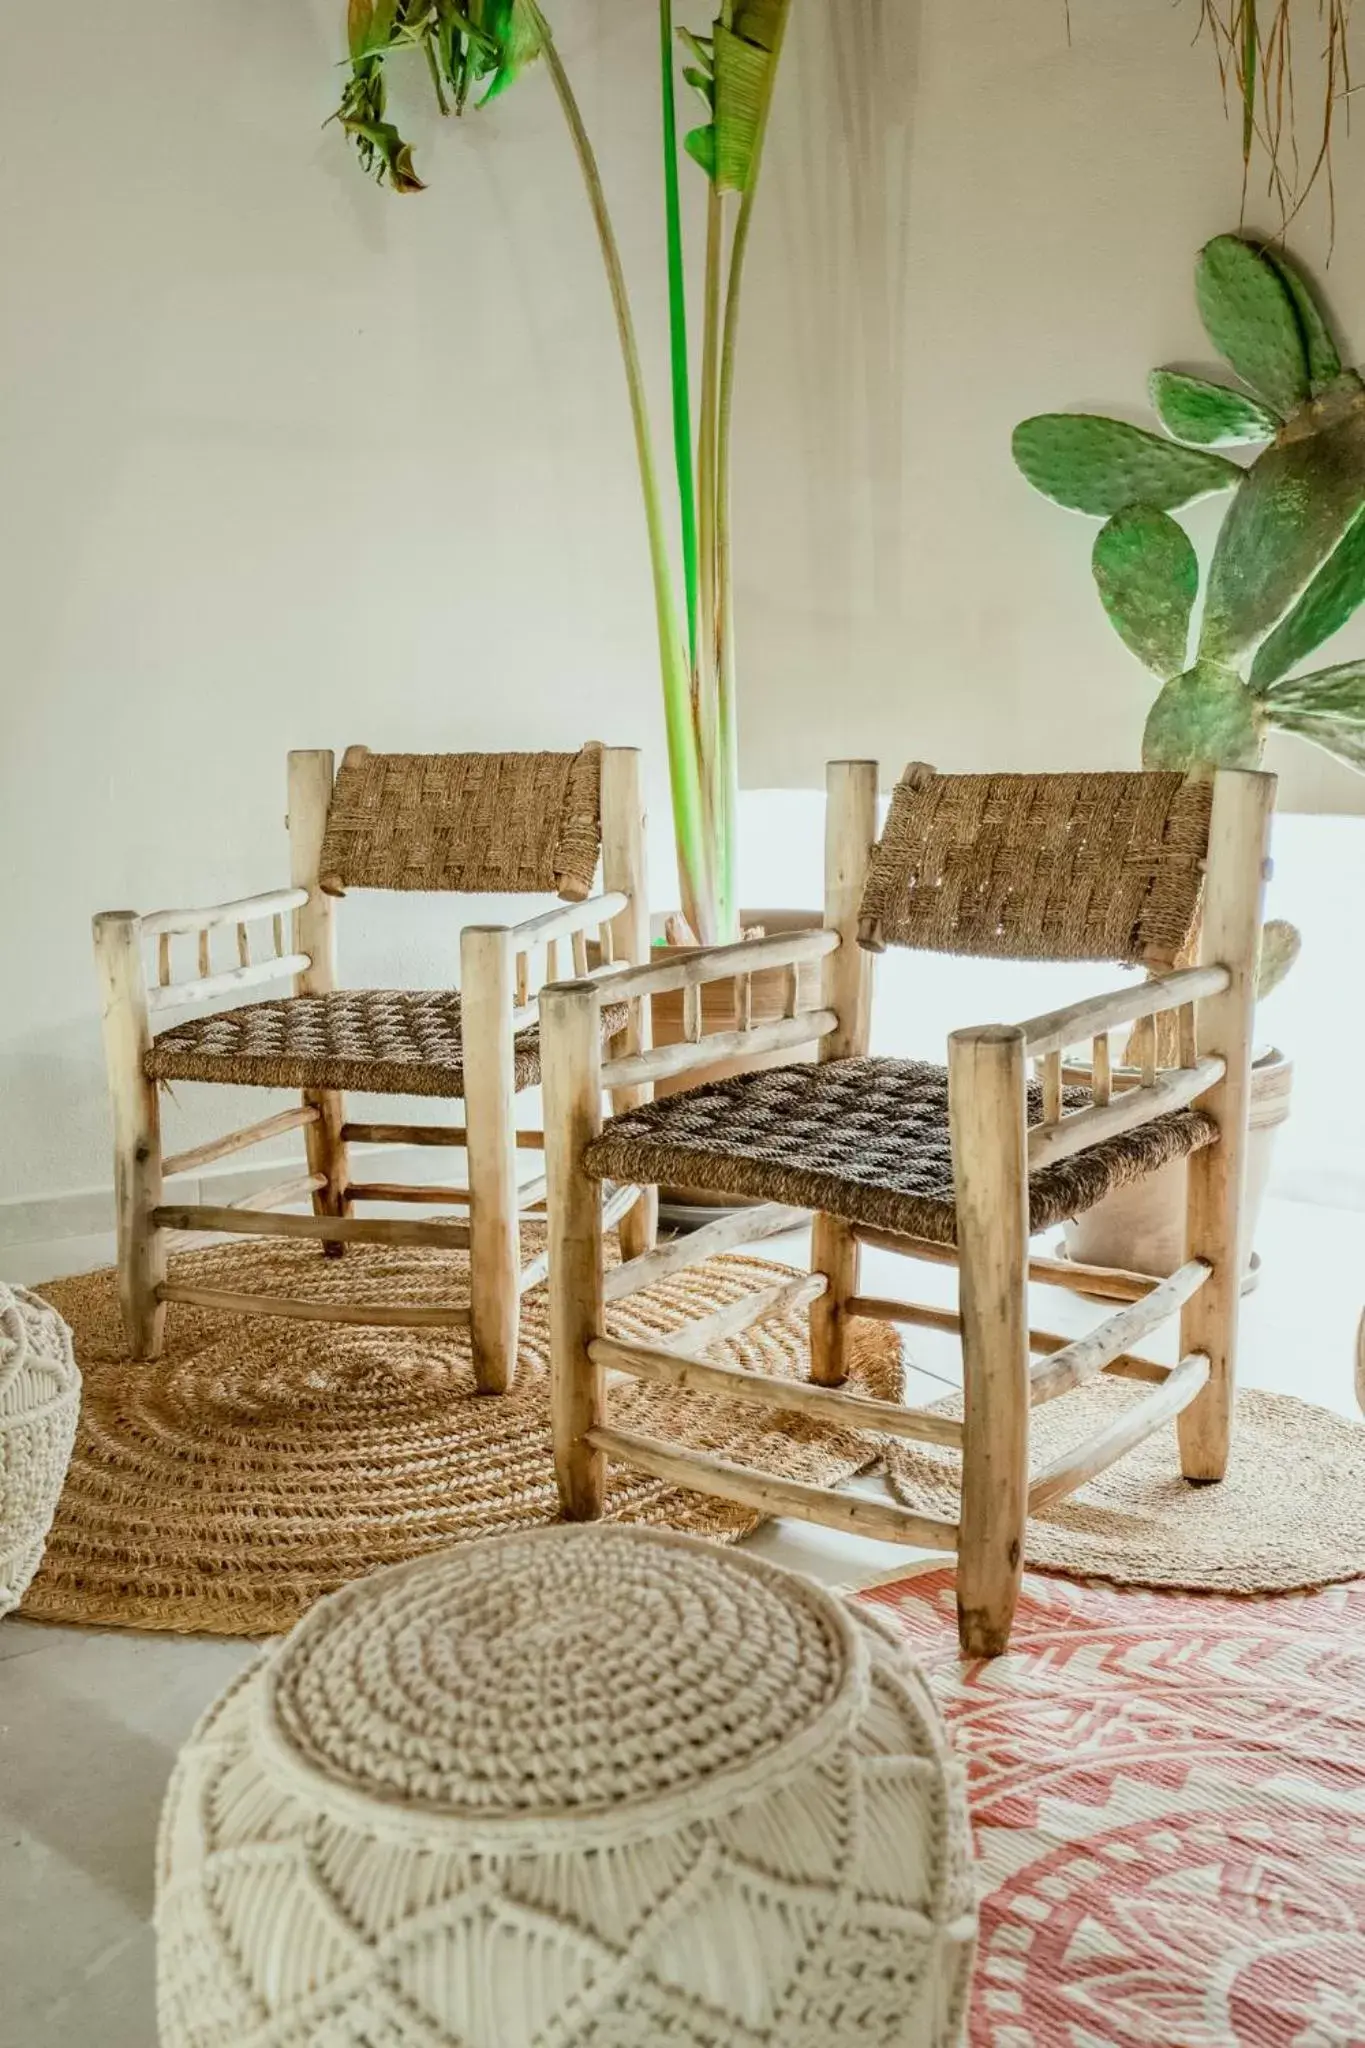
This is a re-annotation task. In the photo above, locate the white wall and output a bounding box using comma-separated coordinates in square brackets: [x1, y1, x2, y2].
[2, 0, 1363, 1219]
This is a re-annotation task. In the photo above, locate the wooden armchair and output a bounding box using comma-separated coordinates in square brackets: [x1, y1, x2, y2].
[540, 759, 1274, 1655]
[93, 744, 653, 1392]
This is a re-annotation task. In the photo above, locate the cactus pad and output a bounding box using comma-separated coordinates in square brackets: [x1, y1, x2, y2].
[1262, 249, 1343, 393]
[1091, 509, 1198, 677]
[1141, 662, 1264, 773]
[1012, 414, 1239, 517]
[1148, 370, 1277, 448]
[1259, 659, 1365, 770]
[1251, 509, 1365, 687]
[1195, 234, 1308, 417]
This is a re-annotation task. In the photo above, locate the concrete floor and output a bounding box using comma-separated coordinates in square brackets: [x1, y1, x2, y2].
[1, 1196, 1361, 2046]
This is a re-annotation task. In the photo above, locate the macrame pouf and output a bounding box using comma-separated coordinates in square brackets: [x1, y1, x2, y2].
[0, 1283, 80, 1617]
[157, 1525, 976, 2046]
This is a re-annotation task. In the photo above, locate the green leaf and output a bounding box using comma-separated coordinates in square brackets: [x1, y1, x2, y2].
[1091, 508, 1198, 677]
[683, 64, 714, 108]
[1261, 247, 1343, 392]
[677, 27, 713, 72]
[1196, 234, 1310, 418]
[711, 20, 769, 190]
[684, 122, 716, 178]
[1012, 414, 1240, 517]
[1250, 508, 1365, 688]
[1142, 661, 1265, 773]
[1149, 370, 1279, 447]
[475, 0, 540, 102]
[1199, 397, 1365, 664]
[1256, 919, 1301, 1003]
[1260, 658, 1365, 771]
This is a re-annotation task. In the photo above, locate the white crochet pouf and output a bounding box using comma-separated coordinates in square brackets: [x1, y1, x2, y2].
[0, 1283, 80, 1618]
[157, 1524, 976, 2046]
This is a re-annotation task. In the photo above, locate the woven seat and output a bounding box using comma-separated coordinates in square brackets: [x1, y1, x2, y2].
[586, 1056, 1218, 1246]
[147, 989, 626, 1100]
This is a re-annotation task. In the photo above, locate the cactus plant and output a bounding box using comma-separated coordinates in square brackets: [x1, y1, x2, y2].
[1015, 234, 1365, 1000]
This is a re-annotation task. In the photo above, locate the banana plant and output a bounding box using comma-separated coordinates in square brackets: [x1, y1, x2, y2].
[1014, 233, 1365, 999]
[326, 0, 792, 946]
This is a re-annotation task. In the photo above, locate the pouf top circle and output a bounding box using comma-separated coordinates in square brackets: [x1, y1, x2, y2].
[258, 1524, 868, 1852]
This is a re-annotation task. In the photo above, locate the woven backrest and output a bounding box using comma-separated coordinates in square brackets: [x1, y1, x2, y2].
[857, 763, 1213, 968]
[318, 745, 604, 900]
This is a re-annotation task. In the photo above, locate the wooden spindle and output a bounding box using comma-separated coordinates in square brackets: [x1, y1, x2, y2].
[782, 961, 799, 1020]
[598, 920, 615, 966]
[1041, 1048, 1063, 1125]
[571, 928, 588, 976]
[546, 938, 560, 984]
[682, 982, 703, 1044]
[1092, 1033, 1112, 1106]
[197, 928, 211, 978]
[158, 932, 171, 988]
[272, 912, 285, 958]
[236, 921, 250, 968]
[516, 951, 530, 1006]
[1178, 1001, 1197, 1068]
[1136, 1012, 1157, 1088]
[733, 972, 753, 1033]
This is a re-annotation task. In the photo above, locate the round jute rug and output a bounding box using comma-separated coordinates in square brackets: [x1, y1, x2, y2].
[23, 1239, 900, 1636]
[886, 1380, 1365, 1594]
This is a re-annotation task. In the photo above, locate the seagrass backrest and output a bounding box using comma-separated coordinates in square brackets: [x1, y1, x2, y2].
[318, 744, 605, 901]
[857, 763, 1213, 969]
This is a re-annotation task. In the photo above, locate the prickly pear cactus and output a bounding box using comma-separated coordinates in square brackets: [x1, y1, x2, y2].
[1014, 235, 1365, 783]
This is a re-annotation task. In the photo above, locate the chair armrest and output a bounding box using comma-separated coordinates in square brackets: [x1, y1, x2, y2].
[138, 886, 309, 938]
[507, 891, 629, 952]
[1016, 964, 1230, 1060]
[584, 925, 839, 1006]
[101, 889, 312, 1013]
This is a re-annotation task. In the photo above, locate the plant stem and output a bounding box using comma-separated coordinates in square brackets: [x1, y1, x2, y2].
[695, 179, 725, 914]
[661, 0, 700, 674]
[713, 0, 793, 940]
[527, 2, 712, 938]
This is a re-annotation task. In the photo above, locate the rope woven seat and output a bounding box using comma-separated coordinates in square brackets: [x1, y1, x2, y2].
[586, 1056, 1218, 1246]
[146, 988, 627, 1098]
[156, 1525, 976, 2045]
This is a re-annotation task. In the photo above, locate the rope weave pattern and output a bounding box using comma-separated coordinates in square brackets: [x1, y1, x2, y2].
[587, 1057, 1217, 1246]
[858, 765, 1213, 966]
[318, 744, 604, 900]
[146, 989, 627, 1098]
[0, 1285, 80, 1617]
[157, 1527, 976, 2045]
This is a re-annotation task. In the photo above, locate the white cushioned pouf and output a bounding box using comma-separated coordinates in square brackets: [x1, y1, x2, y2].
[157, 1524, 976, 2046]
[0, 1283, 80, 1618]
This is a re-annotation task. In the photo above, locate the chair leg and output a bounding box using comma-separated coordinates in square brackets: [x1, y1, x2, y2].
[809, 1212, 858, 1386]
[93, 912, 167, 1362]
[1176, 1139, 1239, 1482]
[950, 1026, 1030, 1658]
[617, 1183, 658, 1262]
[304, 1088, 351, 1259]
[462, 928, 521, 1396]
[542, 984, 607, 1520]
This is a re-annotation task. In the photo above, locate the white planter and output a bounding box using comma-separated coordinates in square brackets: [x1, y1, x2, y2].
[0, 1285, 80, 1618]
[1062, 1048, 1292, 1283]
[158, 1526, 976, 2047]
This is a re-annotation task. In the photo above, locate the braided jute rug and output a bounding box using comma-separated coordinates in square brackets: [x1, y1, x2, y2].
[22, 1238, 900, 1637]
[886, 1379, 1365, 1594]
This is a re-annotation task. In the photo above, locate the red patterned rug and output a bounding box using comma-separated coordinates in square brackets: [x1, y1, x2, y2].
[856, 1566, 1365, 2048]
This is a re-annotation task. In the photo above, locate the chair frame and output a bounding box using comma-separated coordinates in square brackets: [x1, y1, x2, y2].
[541, 758, 1274, 1655]
[93, 745, 656, 1393]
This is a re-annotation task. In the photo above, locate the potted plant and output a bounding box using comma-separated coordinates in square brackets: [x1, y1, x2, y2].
[1013, 231, 1365, 1276]
[327, 3, 820, 1011]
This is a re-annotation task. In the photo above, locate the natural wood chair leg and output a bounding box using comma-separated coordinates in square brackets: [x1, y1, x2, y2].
[809, 1214, 859, 1387]
[601, 746, 657, 1261]
[1177, 769, 1275, 1483]
[462, 926, 521, 1395]
[542, 983, 607, 1519]
[288, 749, 351, 1252]
[950, 1024, 1030, 1658]
[809, 759, 880, 1386]
[93, 912, 167, 1360]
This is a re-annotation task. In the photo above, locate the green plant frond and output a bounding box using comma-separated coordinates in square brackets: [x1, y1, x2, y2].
[683, 65, 714, 108]
[1091, 508, 1198, 678]
[1199, 406, 1365, 665]
[677, 27, 714, 72]
[661, 0, 699, 669]
[1250, 508, 1365, 689]
[1256, 918, 1302, 1003]
[475, 0, 541, 102]
[1149, 369, 1279, 447]
[1261, 247, 1343, 392]
[711, 22, 770, 191]
[1196, 235, 1309, 418]
[1259, 658, 1365, 771]
[685, 122, 717, 178]
[1012, 414, 1241, 517]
